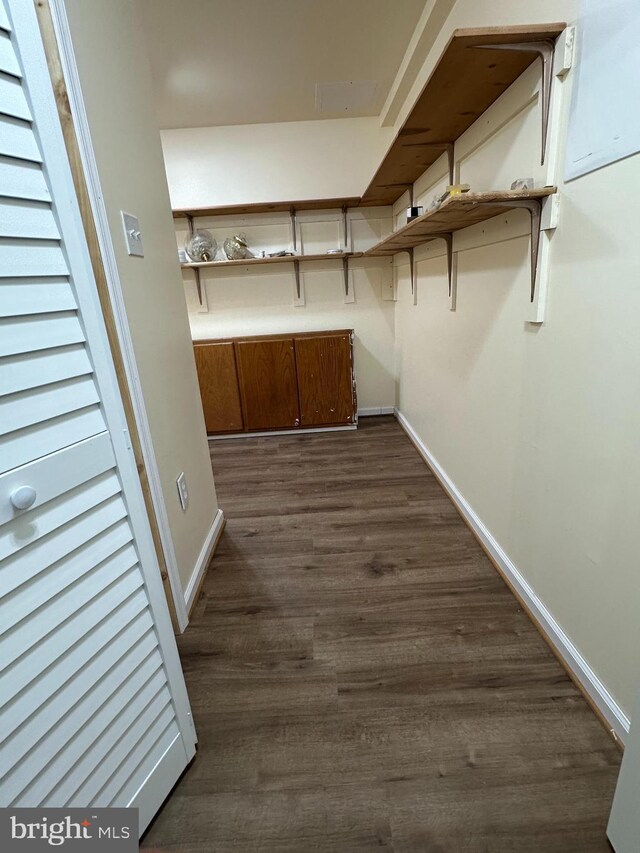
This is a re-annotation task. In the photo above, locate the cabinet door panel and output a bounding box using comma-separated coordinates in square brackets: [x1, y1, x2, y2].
[236, 338, 299, 430]
[193, 342, 244, 433]
[295, 333, 355, 426]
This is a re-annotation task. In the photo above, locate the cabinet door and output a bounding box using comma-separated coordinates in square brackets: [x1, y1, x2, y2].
[193, 342, 244, 433]
[235, 338, 300, 430]
[295, 333, 355, 426]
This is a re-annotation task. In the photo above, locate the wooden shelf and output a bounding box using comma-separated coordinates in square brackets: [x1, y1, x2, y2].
[174, 198, 360, 220]
[364, 188, 555, 256]
[360, 24, 565, 207]
[181, 251, 361, 270]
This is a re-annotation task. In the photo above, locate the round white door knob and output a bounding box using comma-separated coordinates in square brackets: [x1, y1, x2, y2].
[10, 485, 37, 511]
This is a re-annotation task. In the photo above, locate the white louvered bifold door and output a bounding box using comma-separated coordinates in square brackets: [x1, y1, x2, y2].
[0, 0, 196, 833]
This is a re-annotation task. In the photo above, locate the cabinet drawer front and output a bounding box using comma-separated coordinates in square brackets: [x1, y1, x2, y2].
[194, 342, 244, 433]
[236, 338, 300, 430]
[295, 333, 354, 426]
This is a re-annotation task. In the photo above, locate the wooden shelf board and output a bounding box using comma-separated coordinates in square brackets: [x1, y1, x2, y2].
[174, 197, 360, 220]
[365, 188, 555, 256]
[181, 251, 362, 270]
[360, 23, 565, 207]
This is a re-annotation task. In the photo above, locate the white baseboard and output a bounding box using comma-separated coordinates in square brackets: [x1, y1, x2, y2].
[394, 407, 630, 745]
[358, 406, 396, 417]
[208, 425, 356, 440]
[183, 508, 225, 618]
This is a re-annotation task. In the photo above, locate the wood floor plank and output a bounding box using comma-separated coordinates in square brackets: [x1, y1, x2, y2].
[141, 417, 620, 852]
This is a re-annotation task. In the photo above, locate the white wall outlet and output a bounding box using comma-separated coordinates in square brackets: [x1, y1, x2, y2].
[176, 472, 189, 511]
[121, 211, 144, 257]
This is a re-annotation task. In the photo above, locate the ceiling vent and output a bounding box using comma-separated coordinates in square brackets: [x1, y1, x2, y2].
[315, 80, 380, 114]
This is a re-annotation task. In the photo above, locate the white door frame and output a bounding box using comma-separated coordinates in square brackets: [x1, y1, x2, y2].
[45, 0, 189, 631]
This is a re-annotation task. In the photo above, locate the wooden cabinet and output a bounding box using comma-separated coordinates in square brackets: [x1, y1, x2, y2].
[193, 341, 243, 433]
[235, 338, 299, 430]
[295, 333, 354, 427]
[193, 330, 356, 435]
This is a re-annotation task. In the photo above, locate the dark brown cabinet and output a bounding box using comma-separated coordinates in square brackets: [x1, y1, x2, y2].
[193, 341, 243, 433]
[295, 332, 354, 427]
[193, 330, 356, 435]
[235, 338, 299, 430]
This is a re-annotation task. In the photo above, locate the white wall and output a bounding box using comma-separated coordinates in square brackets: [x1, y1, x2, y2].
[161, 118, 394, 210]
[63, 0, 219, 596]
[177, 208, 396, 412]
[394, 0, 640, 725]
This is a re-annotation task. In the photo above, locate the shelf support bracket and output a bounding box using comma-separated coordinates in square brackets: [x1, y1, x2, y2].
[440, 232, 457, 308]
[290, 206, 298, 253]
[294, 258, 301, 300]
[342, 205, 349, 251]
[490, 198, 542, 302]
[404, 247, 416, 304]
[186, 214, 206, 309]
[473, 41, 555, 165]
[400, 142, 455, 186]
[342, 255, 353, 302]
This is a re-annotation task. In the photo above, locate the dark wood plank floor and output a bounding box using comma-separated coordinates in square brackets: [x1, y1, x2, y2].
[142, 417, 620, 853]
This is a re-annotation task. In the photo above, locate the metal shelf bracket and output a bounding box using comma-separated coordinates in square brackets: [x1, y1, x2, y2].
[440, 232, 457, 308]
[290, 206, 298, 252]
[400, 141, 455, 187]
[473, 41, 556, 165]
[491, 198, 543, 302]
[342, 205, 349, 251]
[186, 214, 206, 309]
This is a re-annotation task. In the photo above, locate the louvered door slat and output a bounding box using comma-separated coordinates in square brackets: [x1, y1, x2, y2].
[0, 155, 50, 201]
[81, 702, 176, 808]
[0, 622, 159, 803]
[0, 345, 90, 396]
[15, 665, 168, 808]
[0, 279, 77, 317]
[0, 238, 67, 275]
[0, 115, 40, 161]
[0, 0, 194, 827]
[0, 374, 100, 435]
[0, 504, 130, 602]
[0, 31, 19, 77]
[0, 198, 59, 239]
[0, 311, 84, 356]
[13, 653, 163, 808]
[0, 547, 140, 689]
[0, 71, 30, 120]
[0, 405, 105, 472]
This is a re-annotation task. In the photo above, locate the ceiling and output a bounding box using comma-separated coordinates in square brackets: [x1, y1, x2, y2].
[137, 0, 426, 129]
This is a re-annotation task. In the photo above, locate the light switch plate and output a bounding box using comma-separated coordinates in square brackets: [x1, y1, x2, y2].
[176, 472, 189, 511]
[121, 211, 144, 257]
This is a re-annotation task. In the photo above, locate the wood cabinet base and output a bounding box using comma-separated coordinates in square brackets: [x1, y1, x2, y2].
[194, 330, 357, 437]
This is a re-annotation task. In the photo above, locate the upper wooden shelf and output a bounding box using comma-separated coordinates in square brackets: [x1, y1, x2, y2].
[172, 24, 565, 221]
[181, 251, 361, 270]
[360, 23, 565, 207]
[364, 188, 555, 256]
[174, 198, 360, 220]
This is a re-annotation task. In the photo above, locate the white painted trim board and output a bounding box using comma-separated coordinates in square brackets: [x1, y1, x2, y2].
[184, 508, 225, 614]
[208, 425, 356, 441]
[358, 407, 395, 417]
[394, 407, 630, 746]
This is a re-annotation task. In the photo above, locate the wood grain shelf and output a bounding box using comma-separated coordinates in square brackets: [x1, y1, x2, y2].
[173, 198, 360, 220]
[172, 25, 565, 220]
[181, 251, 361, 270]
[364, 188, 556, 256]
[360, 24, 565, 207]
